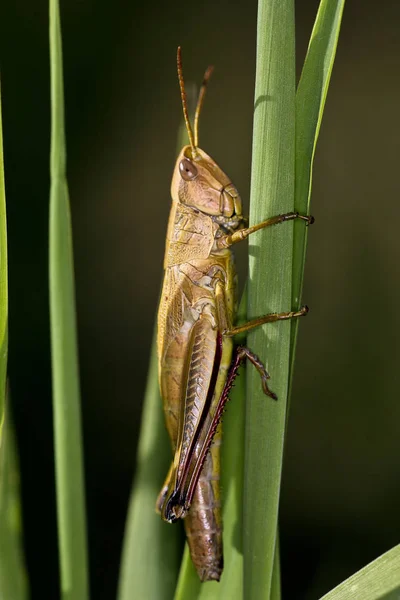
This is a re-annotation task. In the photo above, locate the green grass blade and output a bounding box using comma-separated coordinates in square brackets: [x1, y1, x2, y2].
[49, 1, 89, 598]
[243, 0, 295, 598]
[290, 0, 345, 371]
[0, 69, 26, 600]
[0, 398, 29, 600]
[172, 3, 345, 597]
[0, 87, 8, 441]
[174, 544, 199, 600]
[270, 538, 281, 600]
[320, 545, 400, 600]
[117, 331, 182, 600]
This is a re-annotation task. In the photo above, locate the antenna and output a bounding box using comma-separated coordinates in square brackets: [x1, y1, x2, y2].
[177, 47, 197, 156]
[194, 64, 214, 147]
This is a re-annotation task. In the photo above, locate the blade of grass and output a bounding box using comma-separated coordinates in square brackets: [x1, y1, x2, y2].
[49, 1, 89, 598]
[270, 537, 281, 600]
[243, 0, 295, 598]
[173, 538, 199, 600]
[117, 330, 182, 600]
[290, 0, 345, 375]
[174, 3, 345, 597]
[0, 396, 29, 600]
[276, 0, 345, 594]
[0, 75, 27, 600]
[320, 545, 400, 600]
[0, 86, 7, 441]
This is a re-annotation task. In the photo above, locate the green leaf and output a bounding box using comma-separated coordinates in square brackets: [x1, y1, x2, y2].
[0, 83, 8, 442]
[117, 333, 182, 600]
[0, 54, 28, 600]
[290, 0, 346, 374]
[0, 397, 29, 600]
[243, 0, 345, 597]
[243, 1, 295, 599]
[0, 58, 27, 600]
[49, 1, 89, 598]
[270, 538, 281, 600]
[320, 545, 400, 600]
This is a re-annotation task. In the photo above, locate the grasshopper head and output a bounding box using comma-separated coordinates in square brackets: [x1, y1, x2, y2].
[171, 145, 243, 219]
[172, 48, 243, 223]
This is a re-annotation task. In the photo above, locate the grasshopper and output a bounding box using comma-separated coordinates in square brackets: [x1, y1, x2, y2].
[156, 47, 313, 582]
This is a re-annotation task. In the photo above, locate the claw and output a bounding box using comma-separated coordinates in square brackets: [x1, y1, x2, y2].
[262, 377, 278, 401]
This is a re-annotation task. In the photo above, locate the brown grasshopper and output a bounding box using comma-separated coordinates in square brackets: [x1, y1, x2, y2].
[156, 47, 313, 582]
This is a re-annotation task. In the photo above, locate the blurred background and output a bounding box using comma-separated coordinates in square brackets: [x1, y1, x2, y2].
[0, 0, 400, 598]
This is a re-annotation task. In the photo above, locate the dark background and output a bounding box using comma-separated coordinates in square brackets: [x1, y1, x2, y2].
[1, 0, 400, 598]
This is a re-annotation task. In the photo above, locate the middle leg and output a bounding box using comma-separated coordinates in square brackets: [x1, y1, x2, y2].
[223, 305, 309, 337]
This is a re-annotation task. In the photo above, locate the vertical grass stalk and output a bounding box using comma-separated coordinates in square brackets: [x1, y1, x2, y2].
[290, 0, 346, 380]
[244, 1, 295, 598]
[0, 397, 29, 600]
[121, 2, 345, 595]
[117, 331, 182, 600]
[0, 87, 7, 441]
[49, 1, 89, 597]
[0, 87, 27, 599]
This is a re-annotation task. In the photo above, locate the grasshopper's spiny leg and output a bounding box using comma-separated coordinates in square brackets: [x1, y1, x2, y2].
[217, 212, 314, 249]
[223, 305, 309, 338]
[183, 343, 277, 509]
[237, 346, 277, 400]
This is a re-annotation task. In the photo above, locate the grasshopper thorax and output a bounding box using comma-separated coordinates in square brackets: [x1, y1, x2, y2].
[171, 145, 243, 221]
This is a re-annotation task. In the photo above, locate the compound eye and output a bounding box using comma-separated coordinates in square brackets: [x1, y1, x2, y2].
[179, 158, 198, 181]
